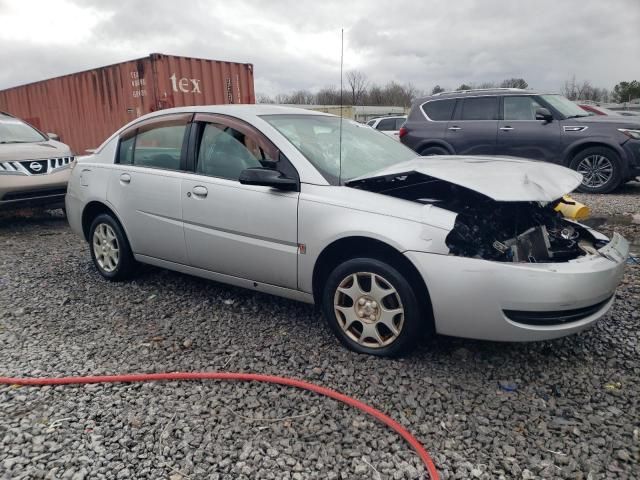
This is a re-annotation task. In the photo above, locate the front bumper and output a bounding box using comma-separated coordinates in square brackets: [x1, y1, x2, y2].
[622, 139, 640, 178]
[0, 167, 71, 209]
[405, 233, 629, 342]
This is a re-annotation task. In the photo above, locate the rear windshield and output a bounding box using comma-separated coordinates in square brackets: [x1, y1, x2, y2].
[261, 114, 416, 185]
[0, 115, 47, 143]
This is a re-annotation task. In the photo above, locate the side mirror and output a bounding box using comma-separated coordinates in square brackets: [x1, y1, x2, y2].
[535, 108, 553, 123]
[239, 167, 298, 191]
[47, 132, 60, 141]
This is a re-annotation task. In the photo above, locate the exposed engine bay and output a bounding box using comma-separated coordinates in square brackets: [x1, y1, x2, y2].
[348, 172, 608, 263]
[443, 200, 604, 263]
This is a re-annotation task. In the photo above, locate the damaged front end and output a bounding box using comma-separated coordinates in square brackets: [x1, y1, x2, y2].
[348, 166, 606, 264]
[444, 198, 606, 263]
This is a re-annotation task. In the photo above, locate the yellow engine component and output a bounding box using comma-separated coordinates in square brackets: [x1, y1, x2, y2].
[555, 195, 590, 220]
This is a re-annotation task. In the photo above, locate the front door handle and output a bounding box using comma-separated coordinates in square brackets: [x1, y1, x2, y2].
[192, 185, 208, 198]
[448, 126, 461, 131]
[500, 126, 514, 131]
[120, 173, 131, 184]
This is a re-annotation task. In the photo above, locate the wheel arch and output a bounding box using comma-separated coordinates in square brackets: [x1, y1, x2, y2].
[414, 139, 454, 155]
[81, 201, 129, 243]
[311, 236, 434, 330]
[563, 140, 626, 167]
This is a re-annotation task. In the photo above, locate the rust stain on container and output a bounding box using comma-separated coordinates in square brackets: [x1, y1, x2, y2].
[0, 53, 255, 153]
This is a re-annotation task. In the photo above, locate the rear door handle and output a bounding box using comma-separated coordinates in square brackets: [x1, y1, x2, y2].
[500, 126, 514, 131]
[120, 173, 131, 184]
[448, 126, 461, 131]
[192, 185, 208, 198]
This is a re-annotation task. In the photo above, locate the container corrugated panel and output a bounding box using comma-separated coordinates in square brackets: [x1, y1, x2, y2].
[0, 53, 255, 153]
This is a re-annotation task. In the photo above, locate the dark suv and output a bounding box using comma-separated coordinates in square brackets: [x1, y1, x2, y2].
[400, 88, 640, 193]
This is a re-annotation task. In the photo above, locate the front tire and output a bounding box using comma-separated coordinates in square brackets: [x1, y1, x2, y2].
[89, 213, 135, 281]
[570, 147, 623, 194]
[321, 258, 423, 357]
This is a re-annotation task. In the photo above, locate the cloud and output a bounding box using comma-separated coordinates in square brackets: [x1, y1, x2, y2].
[0, 0, 638, 97]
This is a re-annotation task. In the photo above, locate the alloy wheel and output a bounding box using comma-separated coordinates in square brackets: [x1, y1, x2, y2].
[577, 154, 613, 188]
[333, 272, 404, 348]
[92, 223, 120, 273]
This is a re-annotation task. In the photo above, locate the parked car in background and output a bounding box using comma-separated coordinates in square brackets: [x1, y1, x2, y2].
[400, 88, 640, 193]
[0, 112, 74, 210]
[66, 105, 627, 357]
[366, 115, 407, 141]
[580, 104, 640, 117]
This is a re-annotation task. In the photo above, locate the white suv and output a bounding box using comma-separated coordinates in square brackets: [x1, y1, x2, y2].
[366, 116, 407, 141]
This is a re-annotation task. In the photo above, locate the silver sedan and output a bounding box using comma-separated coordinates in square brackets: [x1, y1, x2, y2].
[66, 106, 628, 357]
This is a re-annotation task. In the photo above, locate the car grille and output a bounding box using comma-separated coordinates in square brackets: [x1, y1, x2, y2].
[2, 187, 67, 202]
[0, 156, 74, 175]
[503, 296, 613, 326]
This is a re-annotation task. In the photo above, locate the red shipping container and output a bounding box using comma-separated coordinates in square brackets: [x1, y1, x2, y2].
[0, 53, 255, 153]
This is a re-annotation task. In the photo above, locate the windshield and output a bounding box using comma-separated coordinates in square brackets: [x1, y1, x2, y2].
[539, 95, 589, 119]
[261, 114, 416, 184]
[0, 115, 47, 143]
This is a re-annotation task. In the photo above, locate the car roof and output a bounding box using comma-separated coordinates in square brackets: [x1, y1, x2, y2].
[369, 115, 407, 121]
[0, 111, 18, 120]
[413, 88, 549, 104]
[134, 104, 332, 124]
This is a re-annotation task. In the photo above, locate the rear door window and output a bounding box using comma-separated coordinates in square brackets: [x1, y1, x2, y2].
[460, 97, 499, 120]
[422, 99, 456, 121]
[376, 118, 397, 131]
[117, 115, 190, 170]
[134, 122, 187, 170]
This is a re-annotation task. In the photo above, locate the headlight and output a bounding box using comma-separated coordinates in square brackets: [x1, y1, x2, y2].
[618, 128, 640, 139]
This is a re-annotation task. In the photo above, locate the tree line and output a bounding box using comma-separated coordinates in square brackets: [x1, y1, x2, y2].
[257, 71, 639, 107]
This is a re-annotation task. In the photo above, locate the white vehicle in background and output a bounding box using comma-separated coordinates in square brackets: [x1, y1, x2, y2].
[366, 116, 407, 141]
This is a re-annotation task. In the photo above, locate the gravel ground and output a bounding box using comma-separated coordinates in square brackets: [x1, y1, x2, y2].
[1, 185, 639, 480]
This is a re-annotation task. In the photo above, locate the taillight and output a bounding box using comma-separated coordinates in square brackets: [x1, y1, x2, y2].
[399, 126, 408, 139]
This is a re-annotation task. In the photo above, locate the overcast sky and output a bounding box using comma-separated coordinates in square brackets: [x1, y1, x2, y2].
[0, 0, 638, 96]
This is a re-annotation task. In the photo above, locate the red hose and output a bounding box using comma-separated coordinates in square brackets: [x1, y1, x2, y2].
[0, 371, 439, 479]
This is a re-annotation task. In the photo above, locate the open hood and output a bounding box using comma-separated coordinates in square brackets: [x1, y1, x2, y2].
[347, 156, 583, 202]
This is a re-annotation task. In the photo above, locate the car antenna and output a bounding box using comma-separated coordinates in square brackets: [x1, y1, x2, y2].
[338, 28, 344, 185]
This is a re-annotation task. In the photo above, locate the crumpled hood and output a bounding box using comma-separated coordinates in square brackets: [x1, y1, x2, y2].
[347, 156, 583, 202]
[0, 140, 73, 162]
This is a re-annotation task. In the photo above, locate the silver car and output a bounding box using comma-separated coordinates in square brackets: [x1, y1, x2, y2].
[65, 105, 628, 357]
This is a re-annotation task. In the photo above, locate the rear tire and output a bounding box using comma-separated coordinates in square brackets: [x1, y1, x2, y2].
[570, 146, 623, 194]
[321, 258, 423, 357]
[89, 213, 136, 281]
[420, 146, 449, 156]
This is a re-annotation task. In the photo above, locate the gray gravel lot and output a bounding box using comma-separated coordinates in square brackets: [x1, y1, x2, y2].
[1, 184, 639, 479]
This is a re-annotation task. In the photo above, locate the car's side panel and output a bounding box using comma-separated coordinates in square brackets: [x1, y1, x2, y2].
[106, 166, 188, 264]
[401, 121, 451, 154]
[65, 163, 113, 237]
[181, 173, 299, 289]
[496, 120, 562, 162]
[560, 132, 630, 168]
[298, 184, 452, 294]
[136, 253, 313, 303]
